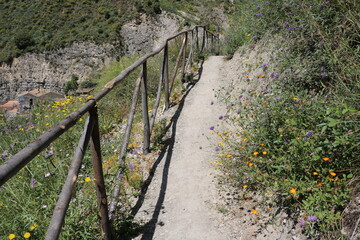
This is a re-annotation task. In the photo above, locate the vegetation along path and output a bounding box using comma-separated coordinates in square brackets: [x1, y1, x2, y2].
[132, 56, 229, 239]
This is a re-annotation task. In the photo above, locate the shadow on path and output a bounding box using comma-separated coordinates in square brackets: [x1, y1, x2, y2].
[118, 60, 204, 240]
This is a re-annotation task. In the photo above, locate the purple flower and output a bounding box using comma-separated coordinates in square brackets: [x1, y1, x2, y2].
[210, 101, 214, 105]
[262, 63, 267, 70]
[17, 125, 22, 129]
[270, 73, 280, 78]
[237, 110, 241, 114]
[307, 215, 318, 222]
[2, 150, 8, 158]
[321, 72, 326, 78]
[218, 116, 223, 120]
[284, 22, 289, 27]
[30, 178, 36, 188]
[44, 150, 54, 158]
[256, 5, 260, 9]
[256, 13, 262, 17]
[300, 219, 306, 227]
[128, 161, 135, 171]
[288, 27, 296, 31]
[303, 137, 307, 141]
[274, 96, 283, 100]
[252, 35, 258, 40]
[238, 95, 243, 99]
[308, 40, 314, 45]
[318, 40, 325, 47]
[210, 126, 215, 130]
[284, 138, 290, 144]
[306, 131, 314, 137]
[263, 90, 269, 93]
[224, 115, 230, 119]
[215, 147, 220, 151]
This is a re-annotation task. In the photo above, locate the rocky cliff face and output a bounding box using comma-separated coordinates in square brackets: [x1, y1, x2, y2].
[0, 12, 184, 102]
[121, 12, 184, 54]
[0, 42, 116, 102]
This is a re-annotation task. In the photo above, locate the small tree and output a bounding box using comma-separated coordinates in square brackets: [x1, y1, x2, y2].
[64, 74, 79, 95]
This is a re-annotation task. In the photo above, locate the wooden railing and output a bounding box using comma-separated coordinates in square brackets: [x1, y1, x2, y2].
[0, 26, 218, 239]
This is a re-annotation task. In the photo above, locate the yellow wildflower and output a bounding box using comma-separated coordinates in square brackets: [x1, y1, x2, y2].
[30, 224, 38, 230]
[243, 185, 248, 189]
[253, 152, 259, 155]
[313, 172, 318, 175]
[290, 188, 297, 194]
[85, 177, 91, 182]
[24, 232, 31, 238]
[262, 151, 267, 155]
[8, 234, 15, 239]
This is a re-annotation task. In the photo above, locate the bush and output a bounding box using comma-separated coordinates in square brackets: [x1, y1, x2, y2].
[64, 74, 79, 95]
[14, 32, 35, 50]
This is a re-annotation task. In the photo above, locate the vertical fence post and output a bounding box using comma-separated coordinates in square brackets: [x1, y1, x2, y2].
[181, 32, 188, 83]
[169, 35, 187, 94]
[109, 76, 142, 220]
[189, 30, 194, 68]
[163, 42, 170, 110]
[141, 61, 150, 154]
[45, 116, 96, 240]
[201, 27, 206, 53]
[89, 106, 112, 240]
[195, 26, 199, 53]
[211, 34, 214, 52]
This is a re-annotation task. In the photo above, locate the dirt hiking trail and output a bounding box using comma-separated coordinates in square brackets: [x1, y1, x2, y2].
[132, 56, 229, 239]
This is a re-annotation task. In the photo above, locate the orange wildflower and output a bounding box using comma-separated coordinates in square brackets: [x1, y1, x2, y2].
[251, 209, 258, 214]
[323, 157, 330, 161]
[253, 152, 259, 155]
[330, 172, 336, 177]
[290, 188, 297, 194]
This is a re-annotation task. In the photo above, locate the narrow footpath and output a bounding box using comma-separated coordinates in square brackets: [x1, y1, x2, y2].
[133, 56, 229, 240]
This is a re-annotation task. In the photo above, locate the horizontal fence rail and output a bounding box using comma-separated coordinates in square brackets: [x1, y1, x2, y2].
[0, 25, 218, 239]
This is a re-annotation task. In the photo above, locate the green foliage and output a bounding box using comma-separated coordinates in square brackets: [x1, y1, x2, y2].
[64, 74, 79, 95]
[224, 0, 359, 94]
[0, 0, 140, 63]
[220, 0, 359, 238]
[216, 89, 359, 238]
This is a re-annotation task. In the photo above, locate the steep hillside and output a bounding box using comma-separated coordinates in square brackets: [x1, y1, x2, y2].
[0, 0, 163, 63]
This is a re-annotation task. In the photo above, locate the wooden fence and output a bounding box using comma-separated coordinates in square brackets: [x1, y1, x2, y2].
[0, 26, 218, 239]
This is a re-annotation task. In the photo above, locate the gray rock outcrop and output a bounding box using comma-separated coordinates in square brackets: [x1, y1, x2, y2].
[0, 42, 116, 102]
